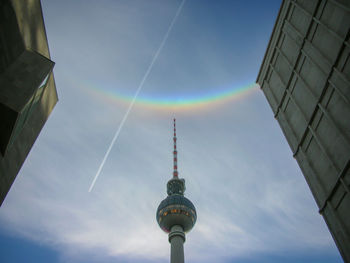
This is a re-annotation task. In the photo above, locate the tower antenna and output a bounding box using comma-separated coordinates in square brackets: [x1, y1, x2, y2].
[173, 118, 178, 178]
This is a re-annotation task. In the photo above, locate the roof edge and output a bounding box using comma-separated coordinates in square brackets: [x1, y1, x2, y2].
[256, 0, 286, 84]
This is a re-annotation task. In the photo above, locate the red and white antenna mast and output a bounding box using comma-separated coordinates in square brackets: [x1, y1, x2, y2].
[173, 118, 178, 178]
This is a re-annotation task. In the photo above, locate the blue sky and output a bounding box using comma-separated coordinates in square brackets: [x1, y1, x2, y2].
[0, 0, 343, 262]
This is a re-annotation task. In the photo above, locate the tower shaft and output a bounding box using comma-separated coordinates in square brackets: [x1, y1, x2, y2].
[169, 225, 185, 263]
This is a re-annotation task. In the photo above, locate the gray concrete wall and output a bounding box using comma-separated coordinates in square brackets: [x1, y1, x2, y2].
[0, 0, 58, 205]
[256, 0, 350, 261]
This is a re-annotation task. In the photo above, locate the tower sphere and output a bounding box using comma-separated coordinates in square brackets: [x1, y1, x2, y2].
[156, 188, 197, 233]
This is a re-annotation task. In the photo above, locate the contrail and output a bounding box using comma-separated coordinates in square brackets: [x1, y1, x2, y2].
[89, 0, 186, 192]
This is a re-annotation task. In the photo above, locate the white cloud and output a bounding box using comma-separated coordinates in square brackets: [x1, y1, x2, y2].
[0, 90, 334, 263]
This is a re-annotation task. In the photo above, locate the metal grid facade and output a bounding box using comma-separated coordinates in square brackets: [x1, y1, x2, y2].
[256, 0, 350, 261]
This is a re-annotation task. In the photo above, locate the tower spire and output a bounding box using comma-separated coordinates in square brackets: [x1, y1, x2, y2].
[173, 118, 178, 178]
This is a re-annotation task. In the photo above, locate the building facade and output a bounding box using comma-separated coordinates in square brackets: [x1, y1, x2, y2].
[257, 0, 350, 261]
[0, 0, 58, 205]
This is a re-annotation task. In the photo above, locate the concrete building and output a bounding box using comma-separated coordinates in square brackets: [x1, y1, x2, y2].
[256, 0, 350, 261]
[156, 119, 197, 263]
[0, 0, 58, 206]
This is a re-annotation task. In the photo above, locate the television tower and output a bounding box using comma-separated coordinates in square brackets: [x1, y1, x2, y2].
[156, 118, 197, 263]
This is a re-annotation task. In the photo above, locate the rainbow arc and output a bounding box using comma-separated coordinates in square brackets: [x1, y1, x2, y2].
[85, 82, 258, 111]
